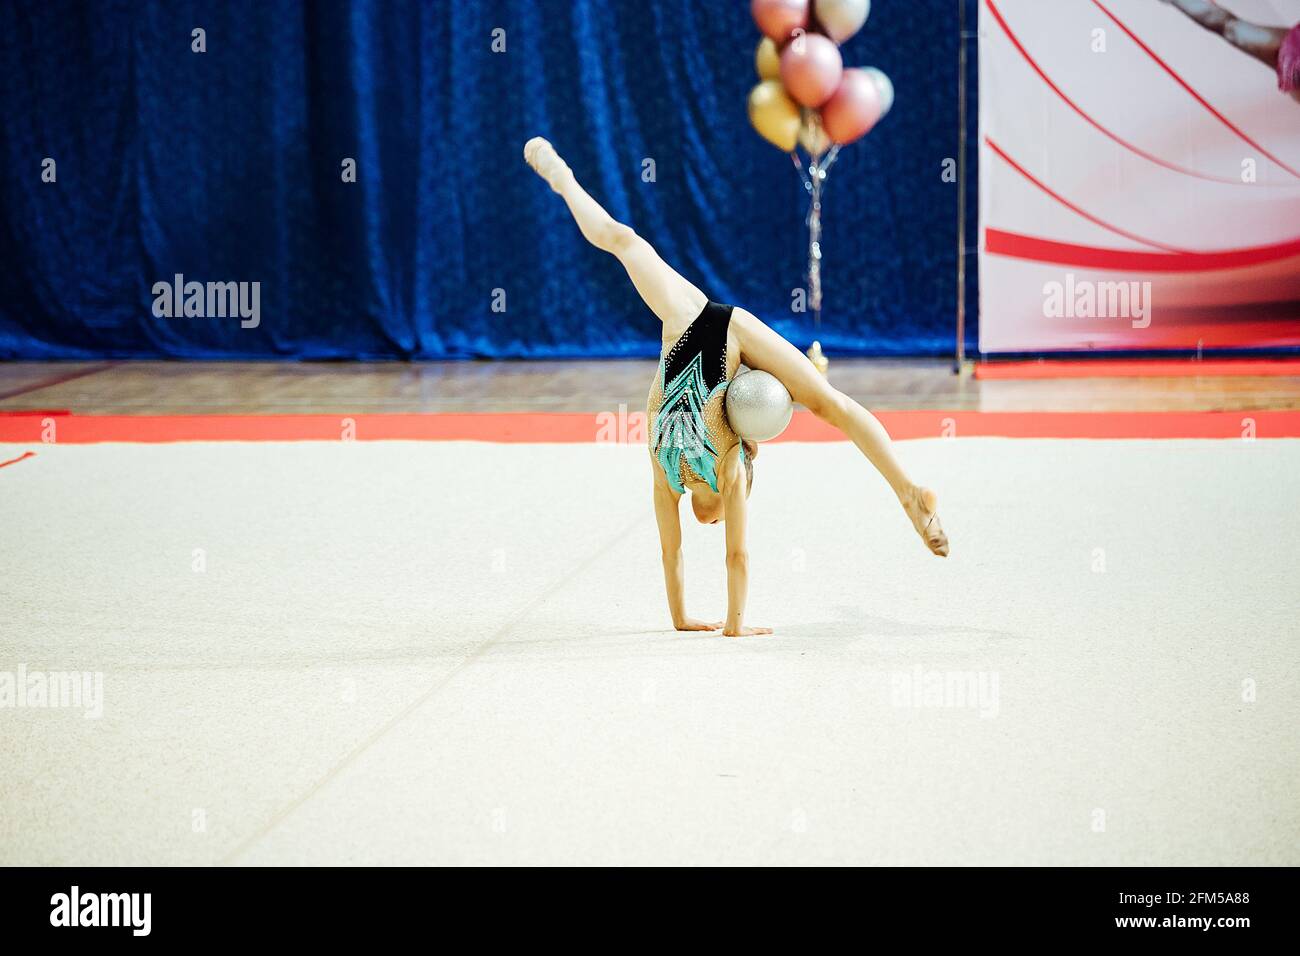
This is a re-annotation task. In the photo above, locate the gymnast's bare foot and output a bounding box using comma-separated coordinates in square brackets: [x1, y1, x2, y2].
[675, 617, 724, 632]
[724, 625, 774, 637]
[902, 486, 949, 557]
[523, 137, 573, 192]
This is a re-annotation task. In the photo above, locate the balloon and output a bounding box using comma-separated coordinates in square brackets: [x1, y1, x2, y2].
[814, 0, 871, 44]
[798, 113, 832, 156]
[748, 81, 801, 152]
[726, 370, 794, 443]
[779, 32, 843, 108]
[862, 66, 894, 117]
[820, 67, 883, 144]
[755, 37, 781, 80]
[751, 0, 809, 42]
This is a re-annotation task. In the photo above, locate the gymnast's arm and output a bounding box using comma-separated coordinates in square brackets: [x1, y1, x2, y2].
[654, 469, 714, 631]
[721, 448, 770, 637]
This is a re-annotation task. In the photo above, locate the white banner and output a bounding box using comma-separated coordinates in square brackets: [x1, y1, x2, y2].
[979, 0, 1300, 352]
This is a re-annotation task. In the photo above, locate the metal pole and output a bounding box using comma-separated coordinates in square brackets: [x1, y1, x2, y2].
[955, 0, 969, 374]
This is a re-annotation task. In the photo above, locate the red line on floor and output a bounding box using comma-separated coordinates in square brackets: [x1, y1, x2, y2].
[0, 411, 1296, 443]
[976, 359, 1300, 380]
[0, 451, 36, 469]
[0, 363, 119, 402]
[781, 411, 1293, 440]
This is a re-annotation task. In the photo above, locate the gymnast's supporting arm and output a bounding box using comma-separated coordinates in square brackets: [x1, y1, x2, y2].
[654, 470, 722, 632]
[721, 446, 767, 638]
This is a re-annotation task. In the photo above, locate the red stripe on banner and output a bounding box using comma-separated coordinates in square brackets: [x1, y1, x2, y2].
[975, 359, 1300, 380]
[1090, 0, 1300, 180]
[984, 0, 1244, 185]
[984, 138, 1191, 253]
[984, 227, 1300, 272]
[0, 451, 36, 470]
[0, 412, 1296, 443]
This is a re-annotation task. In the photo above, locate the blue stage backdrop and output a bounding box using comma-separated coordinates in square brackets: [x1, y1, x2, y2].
[0, 0, 977, 359]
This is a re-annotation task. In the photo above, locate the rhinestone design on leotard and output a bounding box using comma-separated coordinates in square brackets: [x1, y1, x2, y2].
[647, 301, 743, 493]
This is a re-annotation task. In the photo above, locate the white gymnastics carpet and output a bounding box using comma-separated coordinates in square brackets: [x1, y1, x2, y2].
[1, 437, 1296, 866]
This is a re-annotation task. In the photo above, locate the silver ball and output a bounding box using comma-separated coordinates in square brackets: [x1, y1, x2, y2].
[725, 369, 793, 443]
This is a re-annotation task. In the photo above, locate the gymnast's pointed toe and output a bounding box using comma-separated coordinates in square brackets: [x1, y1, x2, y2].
[905, 486, 950, 558]
[523, 137, 571, 192]
[523, 136, 549, 164]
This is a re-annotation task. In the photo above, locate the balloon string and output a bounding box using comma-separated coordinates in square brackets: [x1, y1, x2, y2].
[791, 109, 843, 331]
[808, 165, 823, 321]
[823, 143, 842, 174]
[798, 145, 839, 325]
[789, 151, 812, 191]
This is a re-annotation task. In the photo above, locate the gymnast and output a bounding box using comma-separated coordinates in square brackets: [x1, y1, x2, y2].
[524, 138, 948, 637]
[1160, 0, 1300, 99]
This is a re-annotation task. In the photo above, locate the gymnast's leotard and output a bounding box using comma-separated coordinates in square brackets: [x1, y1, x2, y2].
[647, 300, 744, 494]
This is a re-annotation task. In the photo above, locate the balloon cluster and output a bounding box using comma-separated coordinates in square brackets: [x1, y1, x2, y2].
[747, 0, 893, 154]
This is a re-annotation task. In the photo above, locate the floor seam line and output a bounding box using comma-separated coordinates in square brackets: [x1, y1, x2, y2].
[0, 361, 120, 403]
[219, 508, 650, 865]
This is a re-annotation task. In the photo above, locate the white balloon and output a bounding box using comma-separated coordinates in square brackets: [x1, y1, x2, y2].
[815, 0, 870, 44]
[863, 66, 894, 117]
[726, 370, 794, 443]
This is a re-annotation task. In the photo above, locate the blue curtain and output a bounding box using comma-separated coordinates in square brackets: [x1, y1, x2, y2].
[0, 0, 977, 359]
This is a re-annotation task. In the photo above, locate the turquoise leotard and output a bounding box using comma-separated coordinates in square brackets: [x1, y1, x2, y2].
[647, 301, 744, 493]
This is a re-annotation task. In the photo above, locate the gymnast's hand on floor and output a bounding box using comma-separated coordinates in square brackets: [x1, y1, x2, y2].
[675, 617, 725, 632]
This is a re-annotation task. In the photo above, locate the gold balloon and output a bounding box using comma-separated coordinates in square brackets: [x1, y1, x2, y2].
[748, 80, 801, 152]
[798, 113, 832, 156]
[755, 37, 781, 80]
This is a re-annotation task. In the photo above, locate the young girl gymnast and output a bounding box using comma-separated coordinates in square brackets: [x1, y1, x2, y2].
[524, 138, 948, 637]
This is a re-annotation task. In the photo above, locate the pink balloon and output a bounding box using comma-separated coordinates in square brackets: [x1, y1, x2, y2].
[779, 33, 843, 108]
[751, 0, 810, 42]
[821, 68, 884, 144]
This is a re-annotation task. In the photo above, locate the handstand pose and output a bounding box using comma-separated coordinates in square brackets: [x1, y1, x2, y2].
[1159, 0, 1300, 99]
[524, 138, 948, 637]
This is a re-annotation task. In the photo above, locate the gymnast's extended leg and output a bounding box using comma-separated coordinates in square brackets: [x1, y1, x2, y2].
[731, 306, 949, 556]
[524, 137, 705, 331]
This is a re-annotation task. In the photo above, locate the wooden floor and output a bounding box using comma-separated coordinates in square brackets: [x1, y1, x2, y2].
[3, 359, 1300, 414]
